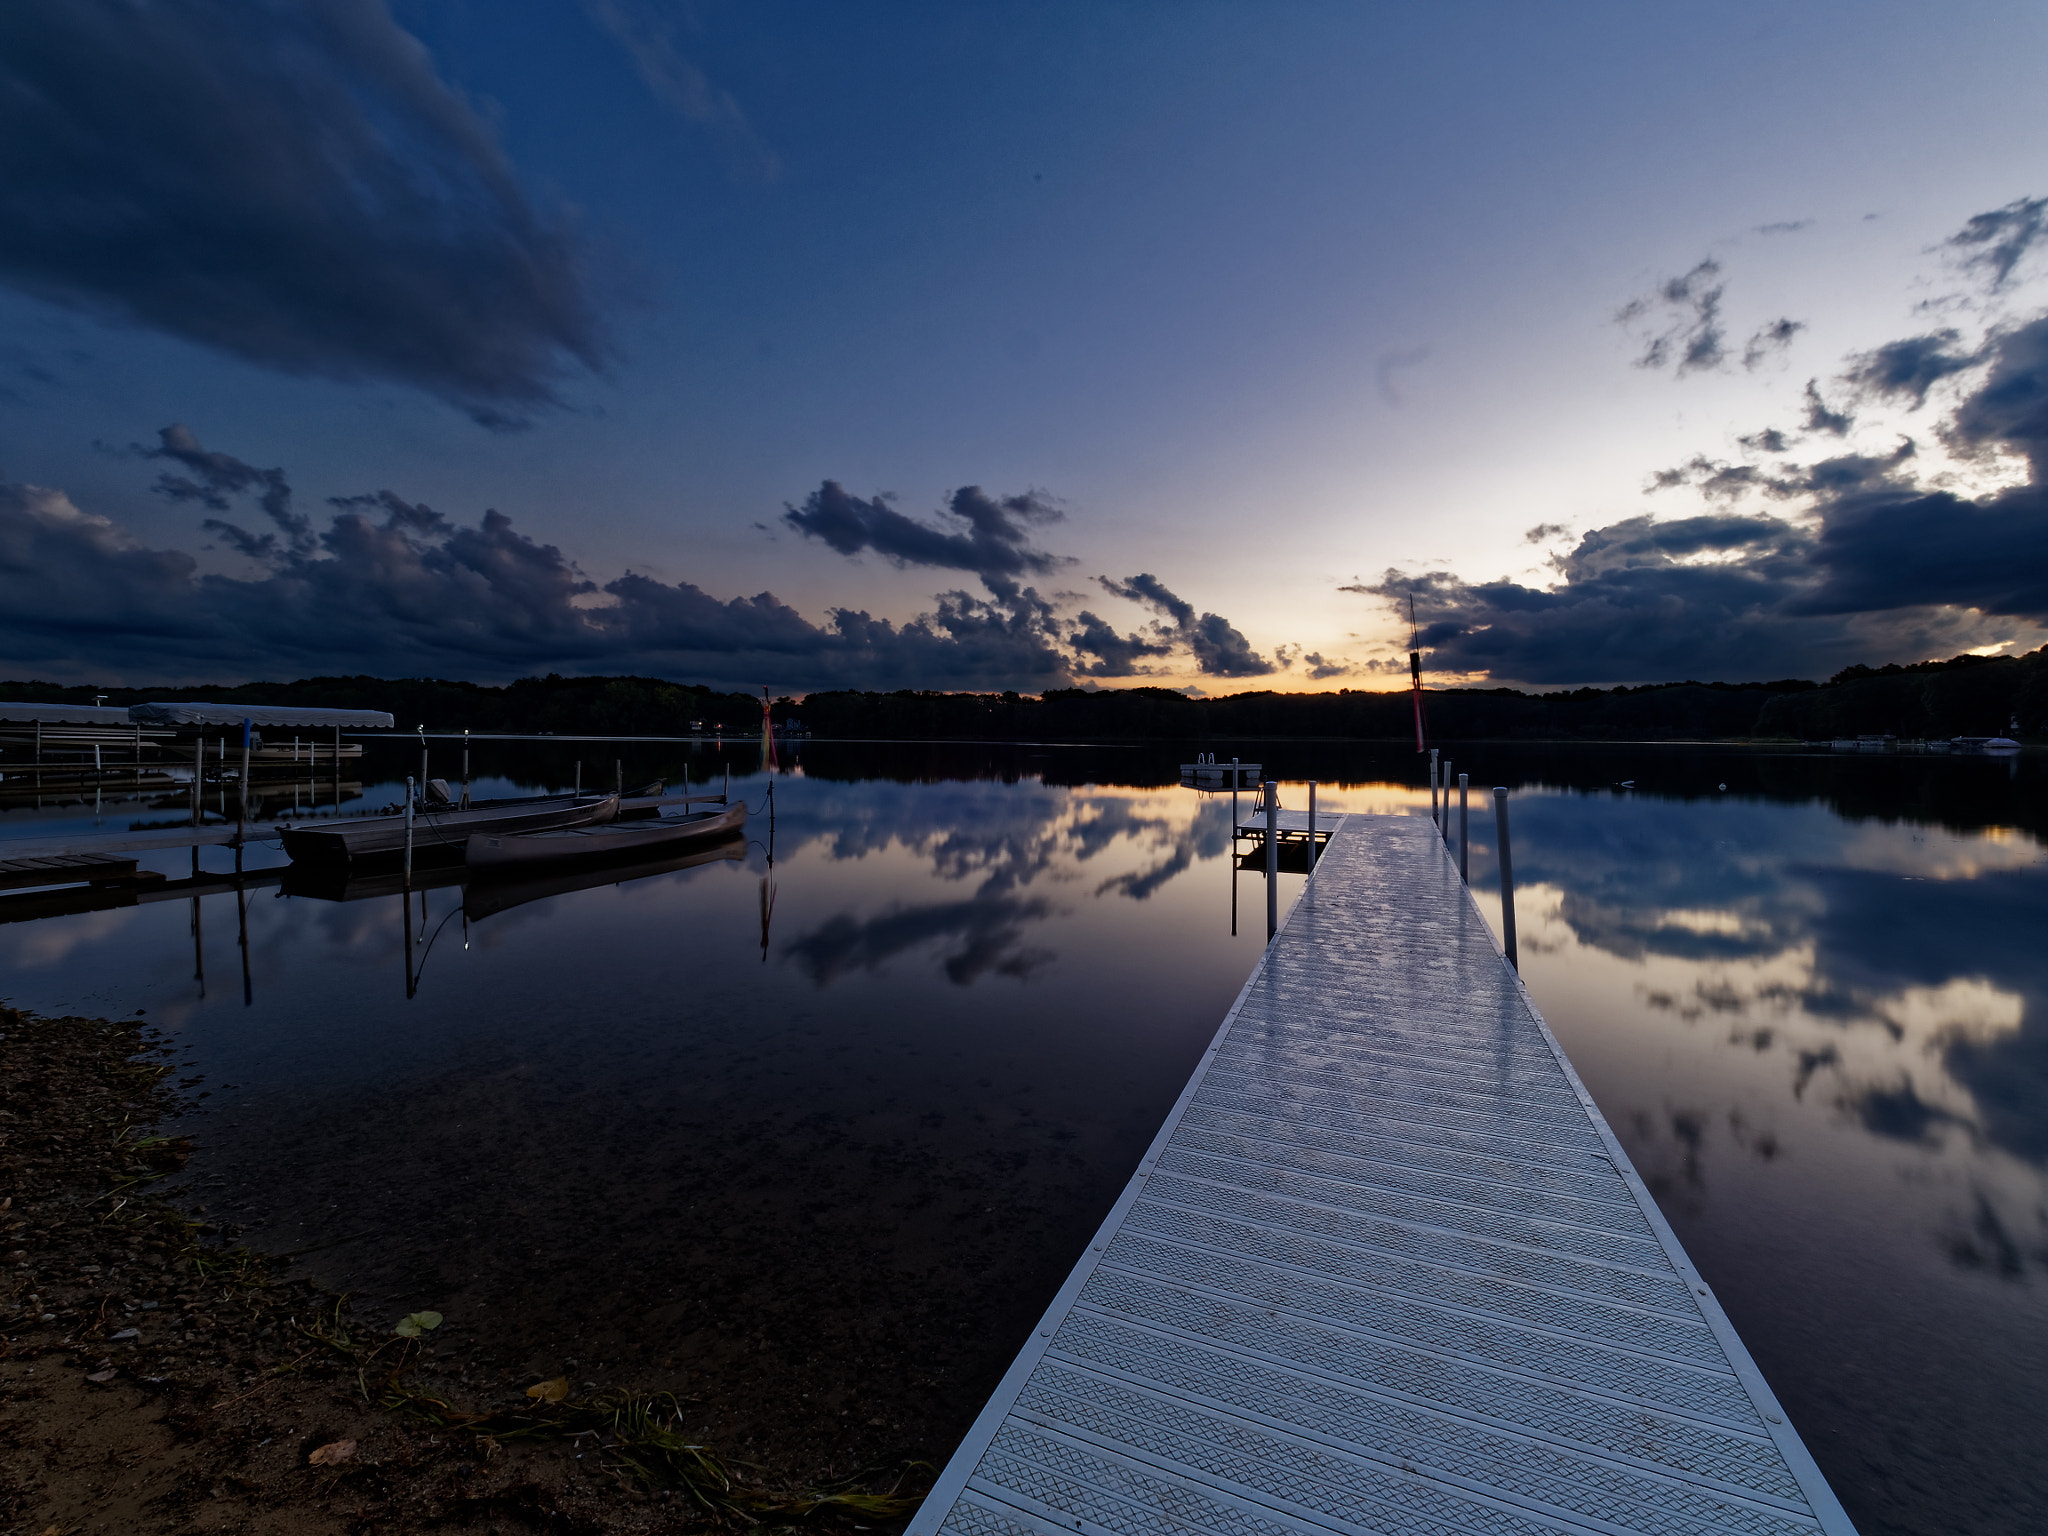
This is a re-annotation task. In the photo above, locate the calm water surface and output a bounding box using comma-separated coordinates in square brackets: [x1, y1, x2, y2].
[2, 739, 2043, 1535]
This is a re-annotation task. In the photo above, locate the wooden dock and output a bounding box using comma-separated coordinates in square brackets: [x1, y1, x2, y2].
[910, 813, 1856, 1536]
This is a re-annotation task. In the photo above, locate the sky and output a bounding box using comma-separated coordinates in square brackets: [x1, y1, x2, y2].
[2, 0, 2046, 694]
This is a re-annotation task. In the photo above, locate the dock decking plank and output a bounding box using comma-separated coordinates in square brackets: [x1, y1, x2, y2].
[909, 814, 1855, 1536]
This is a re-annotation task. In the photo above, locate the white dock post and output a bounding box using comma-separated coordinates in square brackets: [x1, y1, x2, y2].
[1494, 786, 1518, 969]
[1429, 748, 1439, 826]
[1440, 759, 1452, 843]
[403, 777, 415, 887]
[1231, 756, 1240, 827]
[1458, 771, 1470, 882]
[1263, 780, 1279, 941]
[1308, 779, 1318, 868]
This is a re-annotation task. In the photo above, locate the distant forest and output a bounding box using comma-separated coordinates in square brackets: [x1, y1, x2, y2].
[6, 646, 2042, 740]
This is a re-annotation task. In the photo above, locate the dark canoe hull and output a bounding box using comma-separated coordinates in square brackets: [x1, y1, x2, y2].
[462, 838, 745, 919]
[466, 802, 745, 873]
[279, 794, 619, 867]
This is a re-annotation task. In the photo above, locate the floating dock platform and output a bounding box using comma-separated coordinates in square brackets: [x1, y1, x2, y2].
[911, 813, 1855, 1536]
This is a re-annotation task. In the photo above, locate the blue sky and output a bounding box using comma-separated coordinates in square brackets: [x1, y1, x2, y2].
[2, 0, 2046, 691]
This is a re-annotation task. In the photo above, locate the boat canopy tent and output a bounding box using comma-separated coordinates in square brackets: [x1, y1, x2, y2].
[127, 702, 396, 729]
[0, 702, 137, 725]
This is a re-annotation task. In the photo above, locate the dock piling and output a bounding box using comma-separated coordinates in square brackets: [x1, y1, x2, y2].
[1458, 771, 1469, 882]
[461, 729, 471, 809]
[237, 719, 251, 846]
[403, 777, 415, 887]
[1495, 785, 1518, 970]
[1439, 758, 1452, 843]
[1263, 780, 1278, 941]
[1429, 746, 1439, 826]
[1307, 779, 1318, 867]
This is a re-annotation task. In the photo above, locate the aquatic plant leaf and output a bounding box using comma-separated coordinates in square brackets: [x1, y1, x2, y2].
[527, 1375, 570, 1402]
[392, 1310, 443, 1337]
[308, 1439, 357, 1465]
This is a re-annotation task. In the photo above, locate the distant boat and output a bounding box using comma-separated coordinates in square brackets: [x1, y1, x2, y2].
[280, 793, 619, 867]
[466, 801, 746, 873]
[1953, 736, 2022, 752]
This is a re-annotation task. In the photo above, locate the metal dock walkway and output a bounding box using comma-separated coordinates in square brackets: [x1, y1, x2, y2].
[910, 813, 1855, 1536]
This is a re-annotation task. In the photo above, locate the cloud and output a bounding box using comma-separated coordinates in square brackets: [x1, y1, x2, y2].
[1742, 317, 1804, 370]
[1524, 523, 1571, 543]
[580, 0, 779, 182]
[1843, 331, 1978, 407]
[1364, 309, 2048, 684]
[1300, 651, 1350, 679]
[0, 1, 602, 421]
[1099, 573, 1275, 677]
[1067, 611, 1170, 677]
[1945, 195, 2047, 292]
[0, 464, 1087, 690]
[1619, 259, 1725, 374]
[1756, 220, 1813, 236]
[143, 424, 313, 560]
[783, 896, 1055, 985]
[782, 481, 1069, 582]
[1803, 379, 1855, 436]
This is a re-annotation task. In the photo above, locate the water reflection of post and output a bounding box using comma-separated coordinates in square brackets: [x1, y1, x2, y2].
[191, 894, 206, 998]
[403, 888, 417, 999]
[759, 789, 778, 963]
[235, 869, 252, 1006]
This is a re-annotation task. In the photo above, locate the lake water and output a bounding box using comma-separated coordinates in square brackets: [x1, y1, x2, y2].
[2, 738, 2043, 1535]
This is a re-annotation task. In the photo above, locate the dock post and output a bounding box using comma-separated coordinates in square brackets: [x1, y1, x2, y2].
[1308, 780, 1318, 869]
[1430, 747, 1439, 826]
[462, 729, 471, 809]
[1231, 757, 1240, 827]
[616, 759, 623, 799]
[1494, 786, 1518, 970]
[1263, 780, 1279, 941]
[237, 718, 251, 846]
[1458, 772, 1469, 882]
[1440, 759, 1451, 843]
[574, 760, 581, 797]
[403, 777, 415, 887]
[333, 726, 341, 815]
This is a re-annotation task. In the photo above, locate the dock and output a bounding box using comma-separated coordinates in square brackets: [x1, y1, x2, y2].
[910, 814, 1855, 1536]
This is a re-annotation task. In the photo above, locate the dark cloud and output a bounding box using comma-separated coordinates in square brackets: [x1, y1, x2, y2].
[1619, 259, 1725, 374]
[1738, 427, 1792, 454]
[1742, 317, 1804, 370]
[1945, 195, 2047, 292]
[1300, 651, 1350, 679]
[1067, 611, 1170, 677]
[1524, 522, 1570, 543]
[1802, 379, 1854, 436]
[1756, 220, 1813, 236]
[0, 1, 602, 420]
[1100, 573, 1275, 677]
[782, 481, 1068, 582]
[0, 469, 1083, 690]
[1843, 331, 1978, 407]
[1367, 312, 2048, 683]
[143, 424, 313, 560]
[1950, 314, 2048, 475]
[782, 896, 1056, 986]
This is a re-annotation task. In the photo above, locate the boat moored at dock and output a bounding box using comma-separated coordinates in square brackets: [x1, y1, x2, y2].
[466, 801, 745, 872]
[278, 792, 620, 867]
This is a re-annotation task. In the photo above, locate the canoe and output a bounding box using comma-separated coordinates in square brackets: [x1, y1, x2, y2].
[279, 793, 619, 867]
[466, 801, 745, 873]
